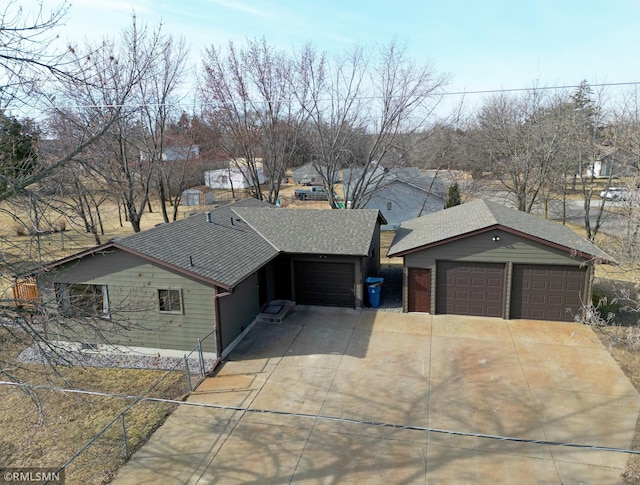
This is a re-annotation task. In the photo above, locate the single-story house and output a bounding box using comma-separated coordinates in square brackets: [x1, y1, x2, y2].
[388, 199, 614, 322]
[205, 159, 266, 190]
[140, 145, 200, 162]
[180, 185, 215, 206]
[585, 146, 636, 178]
[38, 199, 385, 361]
[362, 168, 446, 230]
[292, 162, 340, 185]
[343, 167, 446, 230]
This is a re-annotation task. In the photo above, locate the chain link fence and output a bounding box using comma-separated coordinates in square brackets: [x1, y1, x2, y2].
[48, 332, 217, 484]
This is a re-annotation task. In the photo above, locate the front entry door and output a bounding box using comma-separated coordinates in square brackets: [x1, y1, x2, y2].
[408, 268, 431, 313]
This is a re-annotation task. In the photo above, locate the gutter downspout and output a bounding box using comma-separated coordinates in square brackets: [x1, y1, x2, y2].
[214, 286, 232, 367]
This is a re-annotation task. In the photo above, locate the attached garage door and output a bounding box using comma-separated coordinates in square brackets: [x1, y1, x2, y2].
[511, 265, 586, 321]
[294, 261, 355, 307]
[436, 262, 505, 317]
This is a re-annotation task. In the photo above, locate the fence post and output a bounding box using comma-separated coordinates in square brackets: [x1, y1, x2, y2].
[197, 338, 205, 377]
[184, 355, 192, 393]
[121, 414, 129, 459]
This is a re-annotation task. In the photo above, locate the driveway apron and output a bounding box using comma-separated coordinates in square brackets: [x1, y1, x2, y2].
[111, 308, 640, 484]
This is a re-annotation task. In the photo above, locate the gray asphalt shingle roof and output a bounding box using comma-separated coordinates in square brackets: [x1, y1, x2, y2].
[108, 200, 382, 288]
[388, 199, 613, 262]
[117, 199, 278, 288]
[232, 207, 381, 256]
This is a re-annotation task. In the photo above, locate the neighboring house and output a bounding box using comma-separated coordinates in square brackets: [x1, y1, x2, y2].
[181, 186, 215, 206]
[585, 146, 634, 178]
[162, 145, 199, 162]
[363, 168, 446, 230]
[388, 199, 614, 322]
[205, 159, 265, 190]
[344, 166, 446, 230]
[292, 162, 340, 185]
[342, 164, 387, 205]
[140, 145, 200, 162]
[39, 199, 385, 362]
[293, 163, 320, 185]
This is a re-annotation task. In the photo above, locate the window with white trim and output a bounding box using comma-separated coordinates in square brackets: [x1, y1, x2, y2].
[158, 289, 183, 313]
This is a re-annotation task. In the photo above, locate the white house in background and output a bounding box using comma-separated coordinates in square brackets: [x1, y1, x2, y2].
[204, 158, 266, 190]
[140, 145, 200, 162]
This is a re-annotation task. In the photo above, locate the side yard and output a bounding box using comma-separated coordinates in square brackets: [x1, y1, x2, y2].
[0, 327, 186, 484]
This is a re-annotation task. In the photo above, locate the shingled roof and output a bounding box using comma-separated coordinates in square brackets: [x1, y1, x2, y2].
[116, 199, 279, 288]
[47, 199, 385, 289]
[233, 207, 384, 256]
[388, 199, 614, 263]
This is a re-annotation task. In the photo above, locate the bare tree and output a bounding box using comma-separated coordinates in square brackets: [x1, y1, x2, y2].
[201, 38, 308, 203]
[570, 82, 615, 241]
[0, 0, 70, 110]
[55, 16, 174, 233]
[294, 41, 447, 208]
[471, 89, 568, 213]
[136, 33, 189, 223]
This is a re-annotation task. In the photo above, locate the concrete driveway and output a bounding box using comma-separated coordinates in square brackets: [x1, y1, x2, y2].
[112, 307, 640, 484]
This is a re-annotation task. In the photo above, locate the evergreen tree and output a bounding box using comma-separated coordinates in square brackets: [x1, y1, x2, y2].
[0, 113, 38, 194]
[446, 182, 461, 208]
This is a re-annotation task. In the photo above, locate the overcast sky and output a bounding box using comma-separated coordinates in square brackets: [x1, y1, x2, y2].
[30, 0, 640, 111]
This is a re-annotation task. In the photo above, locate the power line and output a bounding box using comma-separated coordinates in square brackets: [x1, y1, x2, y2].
[24, 80, 640, 112]
[440, 81, 640, 97]
[2, 379, 639, 455]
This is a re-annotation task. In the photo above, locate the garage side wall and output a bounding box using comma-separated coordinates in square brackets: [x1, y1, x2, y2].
[217, 272, 260, 350]
[402, 230, 591, 314]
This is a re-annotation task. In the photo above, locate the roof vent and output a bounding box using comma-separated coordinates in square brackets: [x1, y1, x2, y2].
[205, 211, 212, 223]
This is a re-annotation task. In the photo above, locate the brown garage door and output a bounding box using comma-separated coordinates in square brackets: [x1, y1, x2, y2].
[436, 262, 505, 317]
[511, 264, 586, 321]
[294, 261, 355, 307]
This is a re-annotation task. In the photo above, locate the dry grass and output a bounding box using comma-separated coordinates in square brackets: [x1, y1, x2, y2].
[0, 328, 186, 484]
[593, 328, 640, 483]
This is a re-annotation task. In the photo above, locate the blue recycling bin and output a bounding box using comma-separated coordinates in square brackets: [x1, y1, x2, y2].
[365, 277, 384, 308]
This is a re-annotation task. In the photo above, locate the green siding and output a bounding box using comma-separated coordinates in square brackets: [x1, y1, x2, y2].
[42, 249, 217, 354]
[402, 230, 592, 314]
[404, 230, 587, 268]
[218, 273, 260, 349]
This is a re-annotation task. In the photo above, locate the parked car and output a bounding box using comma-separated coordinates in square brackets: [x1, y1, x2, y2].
[294, 186, 329, 201]
[600, 187, 631, 201]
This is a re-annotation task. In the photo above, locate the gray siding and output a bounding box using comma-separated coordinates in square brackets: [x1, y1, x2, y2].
[402, 230, 593, 314]
[218, 273, 260, 349]
[42, 249, 217, 354]
[366, 182, 444, 230]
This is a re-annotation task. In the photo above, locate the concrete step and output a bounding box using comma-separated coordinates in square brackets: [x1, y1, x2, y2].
[256, 300, 295, 324]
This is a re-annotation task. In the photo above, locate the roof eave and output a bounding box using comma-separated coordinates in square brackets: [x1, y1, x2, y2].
[112, 243, 233, 290]
[32, 241, 234, 290]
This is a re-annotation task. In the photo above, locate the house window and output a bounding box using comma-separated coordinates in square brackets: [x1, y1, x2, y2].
[387, 201, 393, 211]
[158, 289, 182, 313]
[55, 283, 109, 317]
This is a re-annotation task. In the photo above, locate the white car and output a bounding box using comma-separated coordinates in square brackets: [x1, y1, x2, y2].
[600, 187, 630, 201]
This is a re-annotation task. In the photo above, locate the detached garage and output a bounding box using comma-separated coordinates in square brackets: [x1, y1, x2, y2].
[388, 200, 614, 322]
